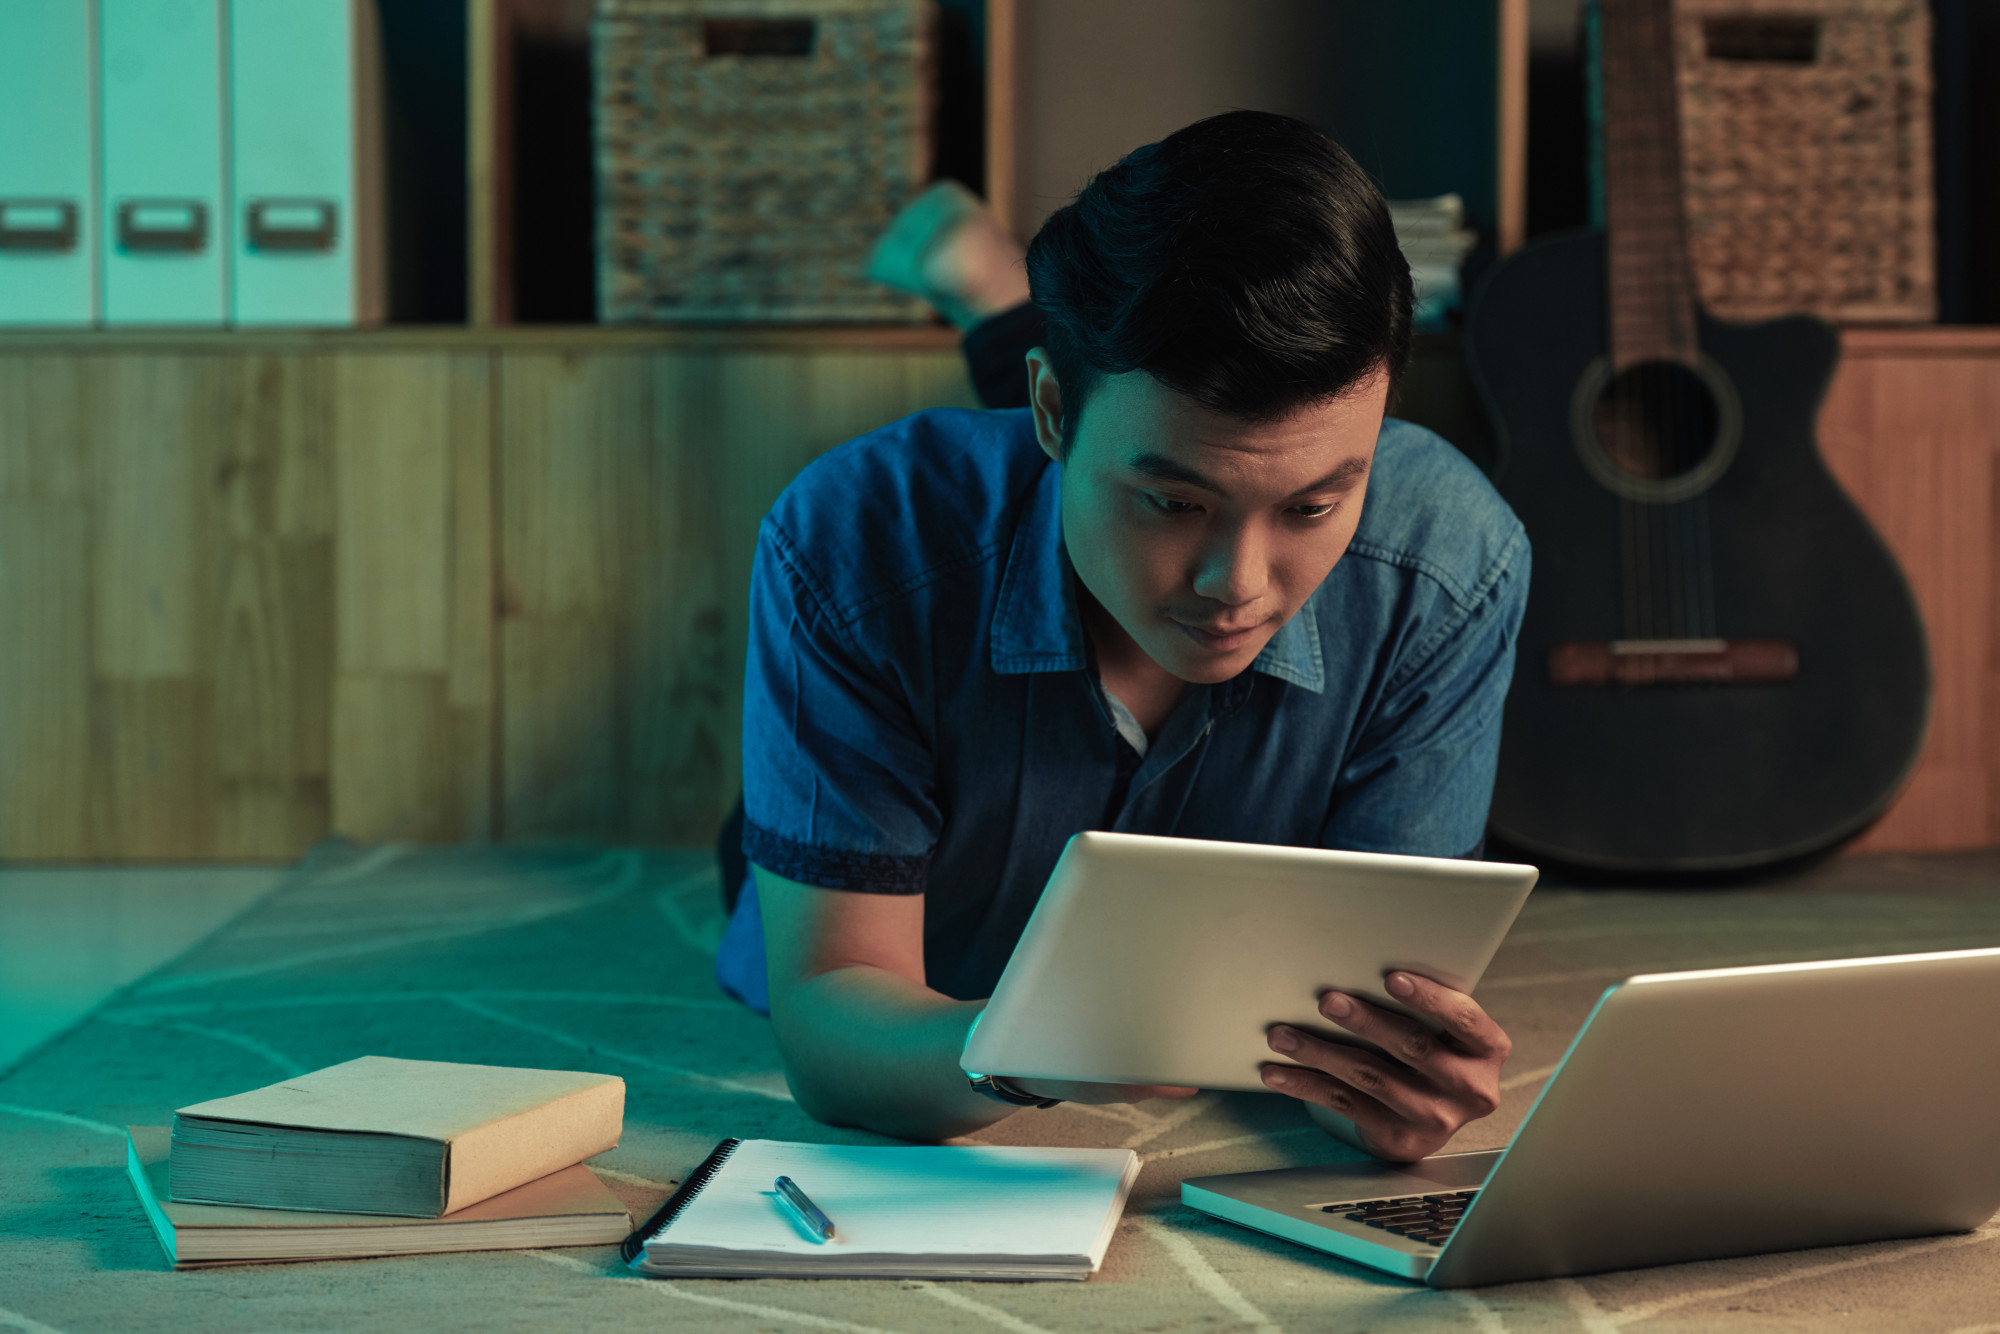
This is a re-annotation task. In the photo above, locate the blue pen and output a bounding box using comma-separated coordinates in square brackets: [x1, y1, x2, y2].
[775, 1175, 837, 1240]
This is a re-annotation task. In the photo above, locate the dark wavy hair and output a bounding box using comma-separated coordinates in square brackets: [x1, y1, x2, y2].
[1026, 110, 1411, 447]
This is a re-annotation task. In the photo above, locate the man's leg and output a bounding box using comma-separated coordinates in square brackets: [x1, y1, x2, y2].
[867, 181, 1044, 409]
[959, 303, 1044, 410]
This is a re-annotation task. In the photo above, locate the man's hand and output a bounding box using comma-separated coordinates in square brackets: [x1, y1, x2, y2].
[1260, 970, 1509, 1162]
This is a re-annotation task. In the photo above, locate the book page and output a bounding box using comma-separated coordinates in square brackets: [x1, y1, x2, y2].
[649, 1140, 1139, 1261]
[130, 1127, 628, 1229]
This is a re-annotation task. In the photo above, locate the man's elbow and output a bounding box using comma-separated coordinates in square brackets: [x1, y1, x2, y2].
[788, 1075, 996, 1143]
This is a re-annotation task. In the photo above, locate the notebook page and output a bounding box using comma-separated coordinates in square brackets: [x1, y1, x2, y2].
[650, 1141, 1139, 1260]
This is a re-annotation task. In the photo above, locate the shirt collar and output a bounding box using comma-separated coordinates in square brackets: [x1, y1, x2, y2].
[989, 458, 1327, 695]
[991, 462, 1086, 673]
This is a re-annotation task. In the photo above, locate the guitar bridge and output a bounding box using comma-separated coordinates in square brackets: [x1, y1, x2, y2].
[1548, 639, 1797, 687]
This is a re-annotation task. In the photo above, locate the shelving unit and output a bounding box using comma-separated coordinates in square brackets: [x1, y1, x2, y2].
[2, 4, 1993, 863]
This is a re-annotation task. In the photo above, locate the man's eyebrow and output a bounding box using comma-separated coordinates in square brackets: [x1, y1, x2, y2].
[1289, 456, 1371, 498]
[1125, 452, 1225, 494]
[1122, 452, 1371, 501]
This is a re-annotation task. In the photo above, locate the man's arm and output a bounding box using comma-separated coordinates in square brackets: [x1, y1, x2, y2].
[758, 866, 1009, 1140]
[759, 866, 1198, 1140]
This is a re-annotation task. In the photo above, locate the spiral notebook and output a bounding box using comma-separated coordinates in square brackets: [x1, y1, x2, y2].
[624, 1138, 1141, 1280]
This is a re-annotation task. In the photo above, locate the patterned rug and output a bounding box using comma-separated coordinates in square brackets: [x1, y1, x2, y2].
[6, 842, 2000, 1333]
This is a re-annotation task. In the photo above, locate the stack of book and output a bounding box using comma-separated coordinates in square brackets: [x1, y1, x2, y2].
[1387, 194, 1480, 332]
[127, 1056, 632, 1269]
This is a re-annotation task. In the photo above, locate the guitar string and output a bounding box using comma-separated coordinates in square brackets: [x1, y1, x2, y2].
[1618, 303, 1724, 644]
[1612, 0, 1724, 649]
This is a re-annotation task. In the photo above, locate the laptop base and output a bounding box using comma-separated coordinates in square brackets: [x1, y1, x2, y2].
[1182, 1151, 1501, 1284]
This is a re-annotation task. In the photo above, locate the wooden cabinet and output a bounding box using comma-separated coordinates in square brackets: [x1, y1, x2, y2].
[0, 324, 1994, 860]
[1820, 329, 2000, 853]
[0, 327, 974, 859]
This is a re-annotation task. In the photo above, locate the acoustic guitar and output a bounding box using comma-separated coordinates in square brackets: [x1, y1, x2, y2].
[1461, 0, 1929, 872]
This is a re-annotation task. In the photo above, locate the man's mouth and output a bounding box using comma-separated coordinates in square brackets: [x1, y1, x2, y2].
[1173, 618, 1265, 653]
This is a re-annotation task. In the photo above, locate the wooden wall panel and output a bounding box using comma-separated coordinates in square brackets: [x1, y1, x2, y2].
[1821, 331, 2000, 853]
[0, 497, 92, 858]
[0, 358, 95, 857]
[497, 343, 977, 847]
[8, 326, 2000, 859]
[92, 357, 220, 682]
[0, 330, 968, 860]
[214, 355, 336, 856]
[8, 325, 2000, 861]
[85, 358, 224, 858]
[329, 352, 494, 843]
[497, 351, 656, 842]
[0, 341, 495, 859]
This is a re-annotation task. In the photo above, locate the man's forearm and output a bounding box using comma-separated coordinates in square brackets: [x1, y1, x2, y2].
[771, 964, 1017, 1140]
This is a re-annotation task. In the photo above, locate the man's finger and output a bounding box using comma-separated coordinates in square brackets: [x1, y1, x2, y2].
[1267, 1025, 1445, 1127]
[1315, 990, 1452, 1069]
[1259, 1063, 1431, 1161]
[1379, 972, 1510, 1060]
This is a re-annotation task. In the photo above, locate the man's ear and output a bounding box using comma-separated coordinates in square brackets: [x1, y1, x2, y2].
[1024, 347, 1064, 463]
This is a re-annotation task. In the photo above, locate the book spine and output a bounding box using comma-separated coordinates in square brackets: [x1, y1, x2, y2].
[619, 1138, 741, 1263]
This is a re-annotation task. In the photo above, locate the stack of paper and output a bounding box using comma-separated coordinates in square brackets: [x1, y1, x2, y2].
[1388, 194, 1480, 331]
[131, 1056, 631, 1268]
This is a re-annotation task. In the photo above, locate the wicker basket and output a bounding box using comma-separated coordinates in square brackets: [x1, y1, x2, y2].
[1676, 0, 1935, 324]
[593, 0, 934, 323]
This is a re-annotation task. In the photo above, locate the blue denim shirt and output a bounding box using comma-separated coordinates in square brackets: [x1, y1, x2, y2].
[717, 407, 1528, 1011]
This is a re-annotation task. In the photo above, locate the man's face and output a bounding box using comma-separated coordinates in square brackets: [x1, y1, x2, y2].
[1028, 354, 1388, 686]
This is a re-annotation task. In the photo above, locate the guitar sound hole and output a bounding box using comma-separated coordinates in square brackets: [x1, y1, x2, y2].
[1570, 354, 1741, 505]
[1591, 360, 1720, 482]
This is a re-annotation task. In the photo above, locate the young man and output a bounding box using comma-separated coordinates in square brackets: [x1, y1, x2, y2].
[717, 112, 1529, 1158]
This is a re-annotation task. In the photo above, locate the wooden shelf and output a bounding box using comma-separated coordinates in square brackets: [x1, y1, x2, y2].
[1838, 326, 2000, 356]
[0, 323, 964, 353]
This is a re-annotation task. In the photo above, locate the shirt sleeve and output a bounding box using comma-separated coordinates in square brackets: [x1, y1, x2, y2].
[1322, 529, 1530, 858]
[739, 518, 940, 894]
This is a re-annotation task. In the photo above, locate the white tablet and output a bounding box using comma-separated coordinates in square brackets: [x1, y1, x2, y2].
[960, 831, 1538, 1092]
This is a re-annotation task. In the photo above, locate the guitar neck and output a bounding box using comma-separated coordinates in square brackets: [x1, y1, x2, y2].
[1601, 0, 1700, 368]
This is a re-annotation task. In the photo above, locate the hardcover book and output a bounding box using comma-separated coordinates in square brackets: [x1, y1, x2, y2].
[170, 1055, 624, 1217]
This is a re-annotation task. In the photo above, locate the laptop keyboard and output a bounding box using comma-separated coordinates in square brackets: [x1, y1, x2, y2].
[1320, 1190, 1478, 1246]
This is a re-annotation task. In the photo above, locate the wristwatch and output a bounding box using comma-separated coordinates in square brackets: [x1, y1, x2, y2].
[962, 1009, 1061, 1107]
[966, 1071, 1063, 1108]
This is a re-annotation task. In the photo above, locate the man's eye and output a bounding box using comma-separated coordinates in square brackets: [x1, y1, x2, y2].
[1143, 492, 1202, 515]
[1291, 502, 1338, 519]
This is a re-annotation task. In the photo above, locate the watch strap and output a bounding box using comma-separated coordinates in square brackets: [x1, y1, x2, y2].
[966, 1071, 1063, 1108]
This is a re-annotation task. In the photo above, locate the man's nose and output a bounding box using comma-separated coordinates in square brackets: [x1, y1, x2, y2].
[1190, 521, 1269, 607]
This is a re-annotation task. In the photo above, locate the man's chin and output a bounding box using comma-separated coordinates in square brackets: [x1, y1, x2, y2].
[1151, 631, 1273, 684]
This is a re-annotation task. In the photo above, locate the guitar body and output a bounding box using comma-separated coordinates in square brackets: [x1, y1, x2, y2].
[1464, 230, 1930, 871]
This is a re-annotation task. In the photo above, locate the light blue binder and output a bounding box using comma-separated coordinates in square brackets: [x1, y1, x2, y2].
[100, 0, 227, 325]
[228, 0, 382, 326]
[0, 1, 98, 326]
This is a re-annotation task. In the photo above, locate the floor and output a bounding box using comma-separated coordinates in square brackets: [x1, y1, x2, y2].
[11, 841, 2000, 1331]
[7, 848, 1999, 1077]
[0, 865, 287, 1072]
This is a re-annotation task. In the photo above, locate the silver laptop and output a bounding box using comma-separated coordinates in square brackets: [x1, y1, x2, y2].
[1184, 948, 2000, 1288]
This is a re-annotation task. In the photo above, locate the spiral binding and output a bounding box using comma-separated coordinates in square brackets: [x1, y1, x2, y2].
[619, 1137, 742, 1262]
